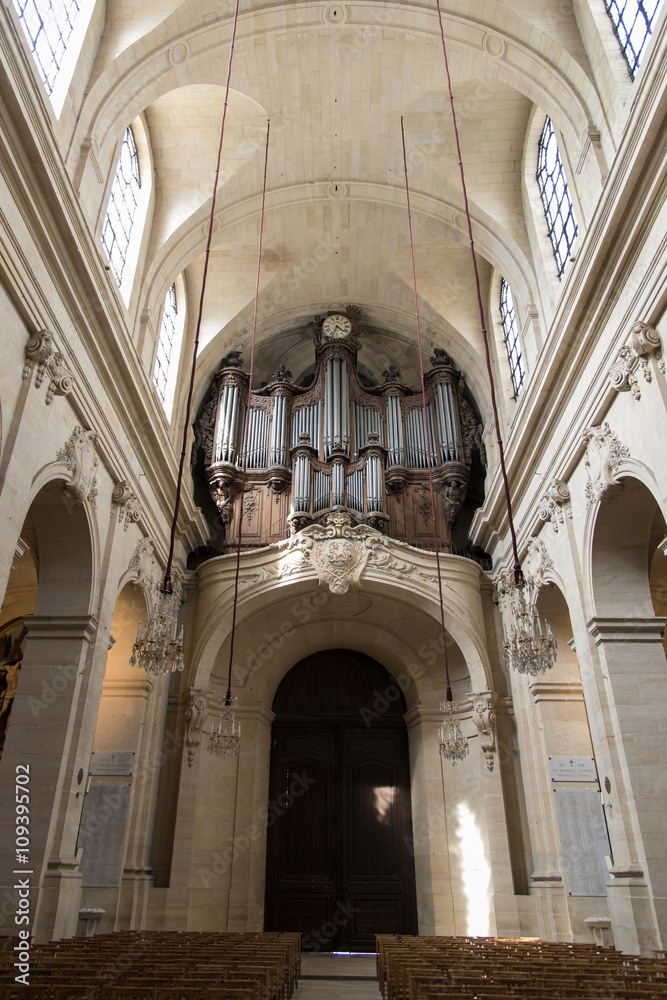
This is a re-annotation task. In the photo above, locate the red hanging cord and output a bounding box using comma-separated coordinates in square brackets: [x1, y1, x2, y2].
[434, 0, 523, 587]
[400, 116, 453, 703]
[162, 0, 241, 595]
[225, 119, 271, 707]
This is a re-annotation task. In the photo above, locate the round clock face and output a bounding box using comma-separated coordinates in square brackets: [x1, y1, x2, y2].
[322, 314, 352, 339]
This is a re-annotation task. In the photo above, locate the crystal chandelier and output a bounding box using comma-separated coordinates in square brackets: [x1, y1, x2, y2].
[208, 698, 241, 759]
[130, 583, 184, 675]
[501, 578, 557, 676]
[439, 701, 469, 765]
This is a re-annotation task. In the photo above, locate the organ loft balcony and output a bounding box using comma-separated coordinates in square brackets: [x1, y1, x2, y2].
[190, 307, 490, 568]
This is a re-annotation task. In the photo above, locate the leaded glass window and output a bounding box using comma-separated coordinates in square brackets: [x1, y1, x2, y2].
[604, 0, 664, 78]
[101, 127, 141, 286]
[500, 279, 525, 400]
[153, 284, 178, 407]
[11, 0, 80, 96]
[536, 117, 578, 280]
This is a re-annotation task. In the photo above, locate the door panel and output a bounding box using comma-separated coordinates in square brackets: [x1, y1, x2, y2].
[264, 650, 418, 952]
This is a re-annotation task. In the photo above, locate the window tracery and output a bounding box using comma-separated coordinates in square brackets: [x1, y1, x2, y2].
[153, 284, 181, 417]
[500, 279, 525, 400]
[536, 117, 578, 280]
[101, 126, 141, 287]
[604, 0, 664, 78]
[10, 0, 80, 96]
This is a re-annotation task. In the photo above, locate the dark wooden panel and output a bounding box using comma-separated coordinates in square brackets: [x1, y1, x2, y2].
[264, 650, 418, 951]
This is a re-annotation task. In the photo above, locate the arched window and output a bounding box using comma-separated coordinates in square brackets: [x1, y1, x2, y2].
[10, 0, 81, 96]
[10, 0, 96, 115]
[604, 0, 664, 78]
[153, 283, 184, 421]
[101, 126, 141, 288]
[536, 117, 579, 280]
[499, 279, 525, 400]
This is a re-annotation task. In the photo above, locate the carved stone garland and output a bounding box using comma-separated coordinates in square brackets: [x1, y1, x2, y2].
[111, 481, 143, 529]
[22, 330, 75, 404]
[607, 323, 664, 400]
[537, 479, 571, 533]
[184, 688, 210, 768]
[56, 426, 99, 507]
[470, 692, 498, 772]
[582, 422, 630, 506]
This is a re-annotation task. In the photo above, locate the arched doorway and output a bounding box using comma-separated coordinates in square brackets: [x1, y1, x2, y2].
[264, 649, 418, 951]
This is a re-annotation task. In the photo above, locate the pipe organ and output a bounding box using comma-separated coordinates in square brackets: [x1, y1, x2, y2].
[195, 308, 485, 550]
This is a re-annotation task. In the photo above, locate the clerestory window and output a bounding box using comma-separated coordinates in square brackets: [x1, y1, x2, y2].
[536, 117, 578, 280]
[499, 279, 525, 400]
[101, 126, 141, 287]
[153, 283, 183, 419]
[10, 0, 80, 96]
[604, 0, 664, 78]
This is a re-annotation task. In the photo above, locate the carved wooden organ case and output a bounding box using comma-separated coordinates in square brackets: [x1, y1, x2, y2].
[195, 308, 484, 550]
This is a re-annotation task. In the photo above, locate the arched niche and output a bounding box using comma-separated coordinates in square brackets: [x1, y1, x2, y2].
[91, 582, 149, 753]
[28, 478, 94, 618]
[590, 476, 665, 619]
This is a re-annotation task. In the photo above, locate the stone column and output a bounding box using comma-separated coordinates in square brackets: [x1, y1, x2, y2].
[404, 706, 455, 936]
[225, 705, 274, 931]
[117, 672, 170, 928]
[587, 616, 667, 954]
[506, 669, 568, 941]
[0, 614, 97, 941]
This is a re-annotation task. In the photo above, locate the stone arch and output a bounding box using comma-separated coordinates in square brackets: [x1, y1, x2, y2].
[191, 558, 491, 702]
[590, 475, 666, 619]
[69, 3, 607, 186]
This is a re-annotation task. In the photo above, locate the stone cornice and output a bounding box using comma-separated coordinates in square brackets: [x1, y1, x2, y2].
[529, 681, 584, 702]
[587, 617, 667, 644]
[23, 614, 98, 641]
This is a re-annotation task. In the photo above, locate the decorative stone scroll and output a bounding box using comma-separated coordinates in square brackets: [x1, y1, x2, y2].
[582, 422, 630, 506]
[22, 330, 75, 404]
[470, 692, 497, 772]
[184, 688, 209, 768]
[281, 511, 420, 594]
[607, 323, 663, 400]
[111, 481, 143, 530]
[537, 479, 571, 533]
[56, 426, 99, 507]
[129, 538, 156, 593]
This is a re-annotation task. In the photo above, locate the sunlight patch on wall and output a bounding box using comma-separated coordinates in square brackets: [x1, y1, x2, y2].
[456, 802, 491, 936]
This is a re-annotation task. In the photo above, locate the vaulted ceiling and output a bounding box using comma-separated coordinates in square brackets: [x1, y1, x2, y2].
[70, 1, 618, 413]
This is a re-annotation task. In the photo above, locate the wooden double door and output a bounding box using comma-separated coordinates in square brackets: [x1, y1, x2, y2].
[264, 650, 418, 952]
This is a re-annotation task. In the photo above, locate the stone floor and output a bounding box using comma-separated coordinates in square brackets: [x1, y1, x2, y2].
[293, 954, 382, 999]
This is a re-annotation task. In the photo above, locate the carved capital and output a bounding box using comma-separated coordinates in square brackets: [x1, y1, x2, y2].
[56, 426, 99, 507]
[470, 692, 497, 772]
[537, 479, 571, 533]
[582, 422, 629, 506]
[111, 481, 143, 530]
[184, 688, 210, 768]
[22, 331, 75, 404]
